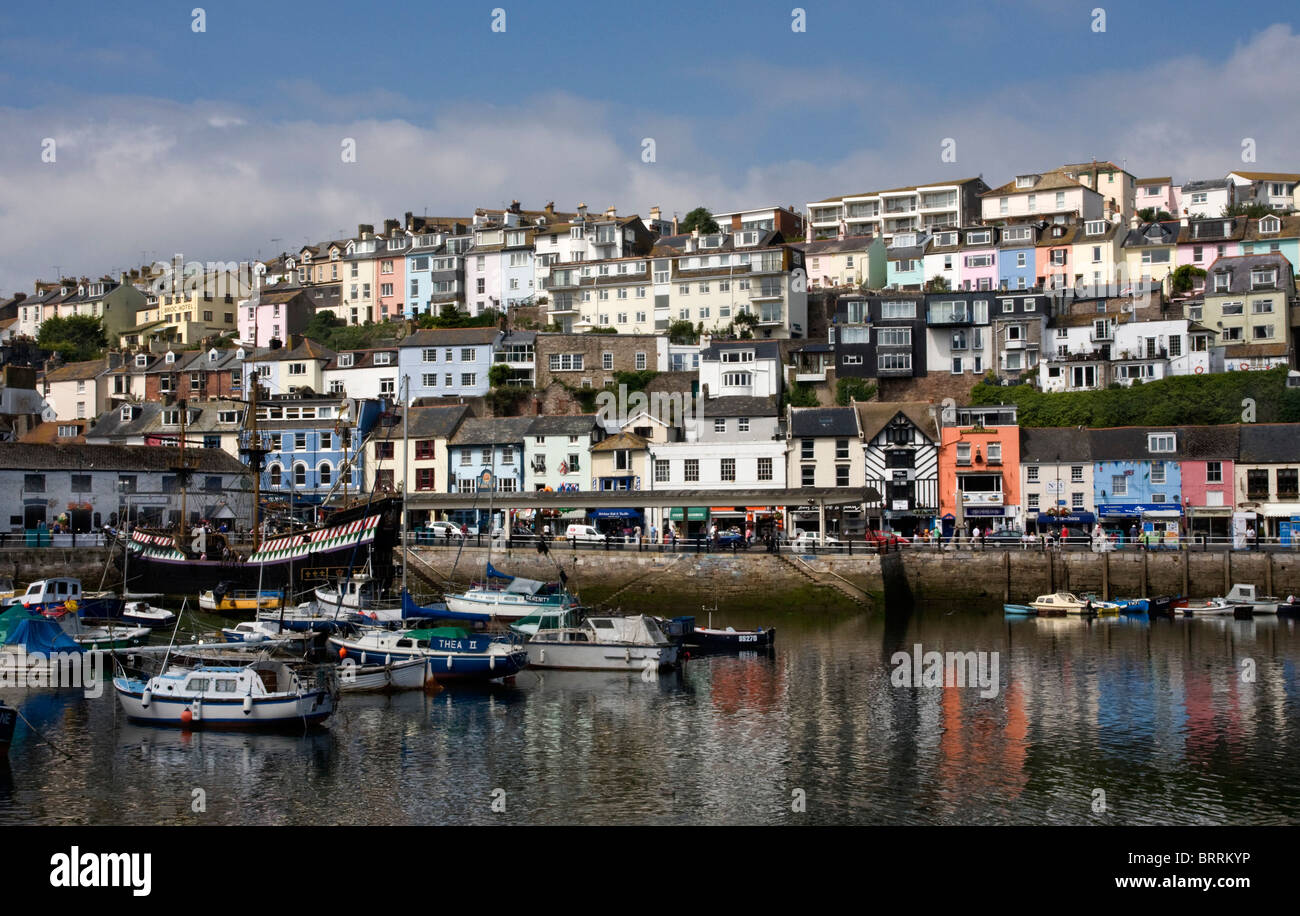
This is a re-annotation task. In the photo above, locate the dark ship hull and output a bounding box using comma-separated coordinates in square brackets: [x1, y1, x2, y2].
[116, 498, 400, 596]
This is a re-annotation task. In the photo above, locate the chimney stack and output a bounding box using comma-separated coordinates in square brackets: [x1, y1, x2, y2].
[545, 202, 555, 218]
[358, 223, 374, 239]
[383, 218, 399, 235]
[605, 206, 616, 219]
[510, 200, 521, 214]
[577, 202, 587, 218]
[671, 215, 679, 235]
[650, 206, 661, 222]
[404, 211, 414, 230]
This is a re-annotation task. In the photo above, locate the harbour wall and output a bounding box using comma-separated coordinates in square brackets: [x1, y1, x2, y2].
[406, 545, 1300, 613]
[4, 545, 1298, 613]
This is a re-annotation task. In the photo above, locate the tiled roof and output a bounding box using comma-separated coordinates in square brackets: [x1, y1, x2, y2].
[449, 416, 535, 446]
[42, 359, 106, 383]
[854, 401, 939, 442]
[1239, 424, 1300, 462]
[526, 414, 603, 436]
[402, 327, 500, 348]
[789, 406, 858, 438]
[590, 431, 648, 452]
[0, 442, 246, 473]
[701, 395, 779, 418]
[1019, 426, 1092, 462]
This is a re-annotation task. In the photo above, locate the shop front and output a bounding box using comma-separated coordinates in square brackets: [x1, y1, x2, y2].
[1097, 503, 1183, 546]
[665, 506, 709, 539]
[589, 507, 644, 537]
[1033, 511, 1096, 534]
[1261, 503, 1300, 541]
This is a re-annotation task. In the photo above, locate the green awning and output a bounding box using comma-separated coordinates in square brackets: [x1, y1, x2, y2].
[667, 507, 709, 522]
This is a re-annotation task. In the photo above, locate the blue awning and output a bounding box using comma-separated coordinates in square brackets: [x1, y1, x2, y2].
[589, 508, 642, 520]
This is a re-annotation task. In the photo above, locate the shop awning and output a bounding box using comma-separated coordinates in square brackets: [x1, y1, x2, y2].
[667, 507, 709, 521]
[709, 506, 746, 514]
[1261, 502, 1300, 517]
[1097, 503, 1181, 518]
[589, 508, 642, 520]
[1036, 512, 1096, 526]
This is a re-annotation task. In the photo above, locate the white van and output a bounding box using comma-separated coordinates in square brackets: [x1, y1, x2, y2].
[564, 524, 605, 543]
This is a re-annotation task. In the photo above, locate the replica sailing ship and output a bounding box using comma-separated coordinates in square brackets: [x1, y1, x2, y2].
[115, 331, 400, 596]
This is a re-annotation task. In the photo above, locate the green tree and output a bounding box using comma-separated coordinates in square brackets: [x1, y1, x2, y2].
[37, 314, 107, 362]
[679, 207, 720, 235]
[784, 382, 819, 409]
[667, 320, 698, 344]
[1222, 202, 1273, 219]
[303, 309, 344, 342]
[1170, 264, 1207, 294]
[1136, 208, 1174, 222]
[927, 275, 951, 292]
[835, 378, 877, 406]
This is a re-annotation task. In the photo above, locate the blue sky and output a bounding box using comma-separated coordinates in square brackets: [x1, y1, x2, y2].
[2, 1, 1299, 291]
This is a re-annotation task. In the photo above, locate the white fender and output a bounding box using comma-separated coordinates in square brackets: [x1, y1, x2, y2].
[490, 653, 496, 671]
[140, 689, 152, 709]
[384, 654, 391, 666]
[446, 654, 453, 669]
[242, 696, 253, 715]
[192, 699, 202, 721]
[539, 648, 546, 664]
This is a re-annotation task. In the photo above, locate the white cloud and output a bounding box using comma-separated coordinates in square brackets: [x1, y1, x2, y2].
[2, 24, 1300, 293]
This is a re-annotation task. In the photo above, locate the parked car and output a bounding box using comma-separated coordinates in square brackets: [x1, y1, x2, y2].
[792, 532, 841, 548]
[983, 526, 1025, 547]
[716, 527, 748, 549]
[424, 521, 466, 540]
[861, 528, 909, 549]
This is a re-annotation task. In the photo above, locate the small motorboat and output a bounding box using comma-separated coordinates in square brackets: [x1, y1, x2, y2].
[683, 607, 774, 651]
[220, 620, 313, 650]
[339, 656, 429, 693]
[199, 585, 287, 616]
[1004, 603, 1036, 616]
[1223, 584, 1280, 616]
[122, 600, 175, 628]
[329, 626, 528, 683]
[0, 699, 15, 753]
[1278, 596, 1299, 617]
[258, 601, 355, 634]
[1030, 592, 1121, 616]
[1177, 597, 1235, 617]
[1113, 596, 1176, 617]
[16, 577, 122, 618]
[444, 563, 580, 622]
[46, 609, 150, 650]
[314, 573, 379, 611]
[688, 624, 775, 652]
[114, 660, 335, 729]
[527, 615, 679, 672]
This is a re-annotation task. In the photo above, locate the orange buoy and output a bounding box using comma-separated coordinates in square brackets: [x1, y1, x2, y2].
[338, 646, 347, 659]
[181, 708, 193, 724]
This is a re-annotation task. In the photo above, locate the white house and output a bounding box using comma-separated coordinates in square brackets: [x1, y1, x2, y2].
[698, 340, 782, 400]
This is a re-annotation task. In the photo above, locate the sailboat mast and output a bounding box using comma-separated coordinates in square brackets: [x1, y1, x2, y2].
[401, 375, 409, 601]
[178, 396, 188, 549]
[245, 322, 263, 551]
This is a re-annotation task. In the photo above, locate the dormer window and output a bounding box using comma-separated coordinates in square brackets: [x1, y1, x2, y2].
[1015, 175, 1037, 189]
[1250, 269, 1277, 289]
[374, 352, 393, 365]
[162, 409, 180, 427]
[339, 354, 355, 368]
[120, 405, 132, 422]
[135, 354, 148, 368]
[208, 348, 218, 362]
[1085, 220, 1106, 235]
[235, 348, 246, 360]
[164, 351, 175, 364]
[966, 230, 991, 245]
[1145, 226, 1163, 240]
[1147, 433, 1175, 453]
[1259, 216, 1281, 234]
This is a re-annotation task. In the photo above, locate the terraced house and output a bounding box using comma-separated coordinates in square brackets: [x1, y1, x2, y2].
[857, 401, 941, 537]
[1191, 252, 1296, 369]
[806, 177, 989, 243]
[398, 327, 498, 401]
[256, 395, 384, 514]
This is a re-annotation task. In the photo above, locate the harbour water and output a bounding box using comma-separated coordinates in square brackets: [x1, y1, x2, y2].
[2, 604, 1298, 825]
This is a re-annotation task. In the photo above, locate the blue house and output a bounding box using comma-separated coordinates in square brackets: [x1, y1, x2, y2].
[253, 395, 385, 519]
[1090, 427, 1184, 544]
[997, 224, 1038, 290]
[405, 231, 470, 318]
[444, 416, 536, 530]
[885, 230, 929, 290]
[398, 327, 499, 402]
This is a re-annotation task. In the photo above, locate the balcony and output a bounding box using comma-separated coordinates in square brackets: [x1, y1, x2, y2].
[1004, 338, 1026, 350]
[549, 296, 578, 315]
[926, 307, 974, 325]
[750, 285, 784, 301]
[809, 209, 842, 225]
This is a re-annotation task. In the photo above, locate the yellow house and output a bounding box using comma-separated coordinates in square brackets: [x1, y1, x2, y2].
[1070, 218, 1126, 291]
[1191, 252, 1295, 367]
[1122, 220, 1179, 294]
[123, 269, 252, 347]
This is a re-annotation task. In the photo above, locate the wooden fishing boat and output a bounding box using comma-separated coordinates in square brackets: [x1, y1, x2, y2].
[338, 656, 429, 693]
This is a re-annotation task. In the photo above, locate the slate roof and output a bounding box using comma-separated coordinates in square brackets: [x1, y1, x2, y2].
[402, 327, 500, 348]
[449, 416, 535, 446]
[324, 348, 400, 371]
[701, 395, 779, 418]
[789, 406, 859, 438]
[1136, 177, 1171, 186]
[1180, 425, 1241, 459]
[376, 404, 471, 440]
[1203, 252, 1295, 295]
[1229, 171, 1300, 183]
[982, 172, 1093, 197]
[526, 414, 603, 437]
[1178, 217, 1244, 244]
[700, 340, 781, 362]
[42, 358, 110, 384]
[0, 442, 246, 473]
[795, 236, 877, 256]
[1019, 426, 1091, 462]
[1239, 424, 1300, 462]
[1242, 214, 1300, 241]
[1087, 426, 1186, 460]
[1180, 178, 1232, 193]
[247, 338, 335, 362]
[1122, 221, 1181, 248]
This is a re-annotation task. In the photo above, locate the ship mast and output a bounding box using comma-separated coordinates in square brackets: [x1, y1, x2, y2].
[241, 320, 267, 551]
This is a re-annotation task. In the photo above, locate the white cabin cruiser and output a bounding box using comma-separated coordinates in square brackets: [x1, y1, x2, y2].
[1223, 584, 1279, 615]
[526, 615, 679, 672]
[1029, 592, 1121, 616]
[113, 660, 335, 728]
